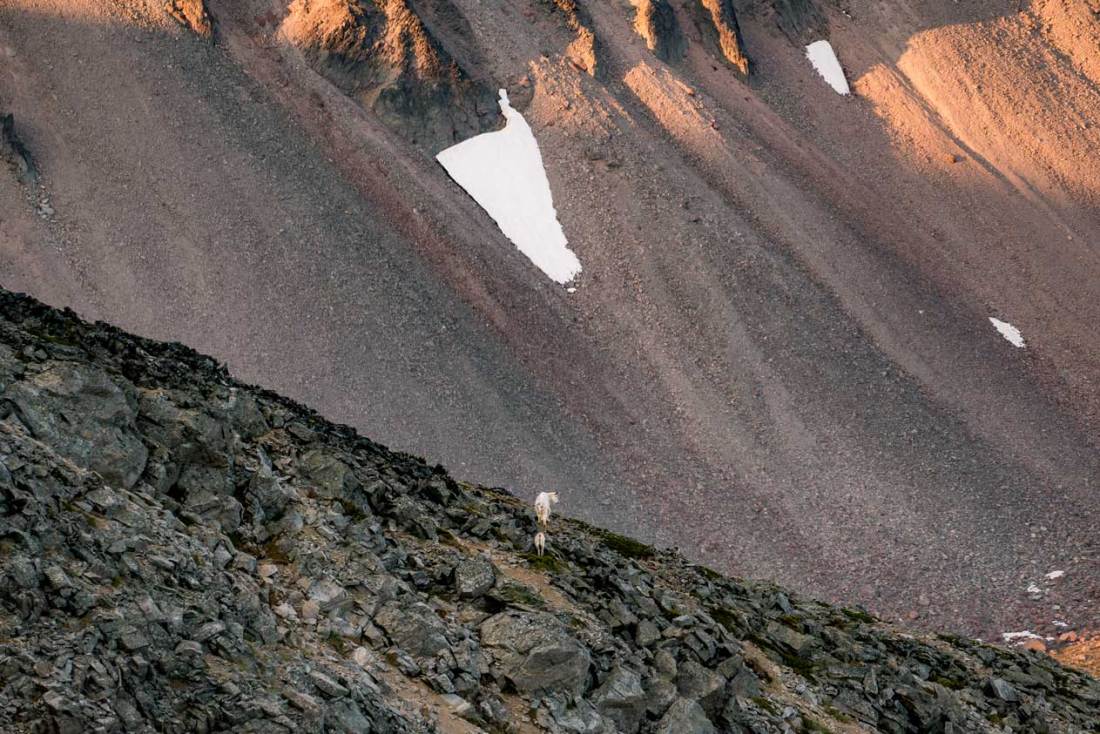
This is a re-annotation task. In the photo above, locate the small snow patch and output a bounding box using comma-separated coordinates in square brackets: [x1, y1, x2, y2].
[1002, 630, 1042, 642]
[1026, 582, 1042, 595]
[989, 317, 1025, 348]
[805, 41, 850, 95]
[436, 89, 581, 285]
[1045, 569, 1065, 580]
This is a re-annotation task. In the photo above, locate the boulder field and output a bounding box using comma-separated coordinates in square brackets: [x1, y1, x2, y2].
[1, 288, 1098, 732]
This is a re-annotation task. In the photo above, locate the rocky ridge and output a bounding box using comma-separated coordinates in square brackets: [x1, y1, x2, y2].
[696, 0, 752, 77]
[165, 0, 214, 39]
[543, 0, 602, 78]
[632, 0, 686, 63]
[0, 287, 1098, 733]
[280, 0, 502, 149]
[270, 0, 768, 148]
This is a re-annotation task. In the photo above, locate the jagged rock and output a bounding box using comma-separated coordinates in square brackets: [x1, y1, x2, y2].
[675, 659, 727, 716]
[830, 686, 878, 724]
[632, 0, 685, 62]
[309, 670, 350, 698]
[728, 667, 760, 699]
[324, 699, 374, 733]
[165, 0, 214, 38]
[653, 648, 677, 678]
[539, 695, 611, 734]
[300, 449, 360, 500]
[281, 0, 500, 150]
[374, 601, 450, 657]
[766, 620, 813, 655]
[308, 579, 350, 613]
[454, 557, 495, 598]
[480, 611, 591, 696]
[644, 675, 678, 717]
[636, 618, 660, 647]
[119, 626, 150, 651]
[987, 677, 1019, 702]
[546, 0, 601, 77]
[244, 462, 298, 524]
[590, 665, 646, 733]
[3, 362, 148, 488]
[653, 697, 715, 734]
[182, 489, 242, 532]
[696, 0, 750, 77]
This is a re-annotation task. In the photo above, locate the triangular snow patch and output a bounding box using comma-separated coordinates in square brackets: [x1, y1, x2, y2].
[436, 90, 582, 285]
[806, 40, 850, 95]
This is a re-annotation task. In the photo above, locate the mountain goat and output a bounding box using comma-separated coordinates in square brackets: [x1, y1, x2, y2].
[534, 491, 559, 528]
[534, 531, 546, 557]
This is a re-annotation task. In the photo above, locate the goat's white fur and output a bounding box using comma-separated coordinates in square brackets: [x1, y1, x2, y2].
[534, 532, 546, 556]
[534, 491, 559, 528]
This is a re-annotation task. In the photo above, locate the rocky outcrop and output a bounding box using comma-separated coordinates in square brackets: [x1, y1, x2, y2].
[3, 361, 148, 489]
[0, 113, 36, 187]
[632, 0, 686, 63]
[697, 0, 750, 77]
[0, 286, 1098, 733]
[544, 0, 602, 77]
[769, 0, 825, 44]
[281, 0, 500, 150]
[480, 610, 592, 696]
[165, 0, 214, 39]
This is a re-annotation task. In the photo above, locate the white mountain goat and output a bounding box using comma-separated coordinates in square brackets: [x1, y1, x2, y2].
[533, 491, 559, 528]
[534, 531, 546, 557]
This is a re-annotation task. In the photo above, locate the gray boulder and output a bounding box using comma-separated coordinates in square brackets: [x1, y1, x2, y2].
[323, 699, 372, 732]
[539, 696, 614, 734]
[374, 601, 449, 657]
[590, 665, 646, 733]
[300, 449, 360, 499]
[245, 461, 297, 523]
[654, 698, 716, 734]
[676, 659, 727, 716]
[454, 558, 495, 598]
[4, 363, 147, 488]
[480, 611, 591, 696]
[644, 675, 678, 718]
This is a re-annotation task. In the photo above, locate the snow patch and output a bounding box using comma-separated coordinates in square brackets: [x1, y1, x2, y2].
[989, 317, 1025, 348]
[805, 41, 850, 95]
[436, 89, 581, 285]
[1002, 630, 1042, 642]
[1045, 569, 1065, 580]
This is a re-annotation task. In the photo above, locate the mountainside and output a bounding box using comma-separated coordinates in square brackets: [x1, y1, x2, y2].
[1, 0, 1099, 646]
[2, 288, 1099, 733]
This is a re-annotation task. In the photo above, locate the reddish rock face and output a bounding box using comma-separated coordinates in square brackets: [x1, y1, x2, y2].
[281, 0, 501, 149]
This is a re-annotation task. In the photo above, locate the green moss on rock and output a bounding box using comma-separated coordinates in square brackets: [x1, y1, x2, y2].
[594, 528, 655, 558]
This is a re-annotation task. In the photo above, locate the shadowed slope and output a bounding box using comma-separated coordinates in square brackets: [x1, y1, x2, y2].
[1, 288, 1098, 733]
